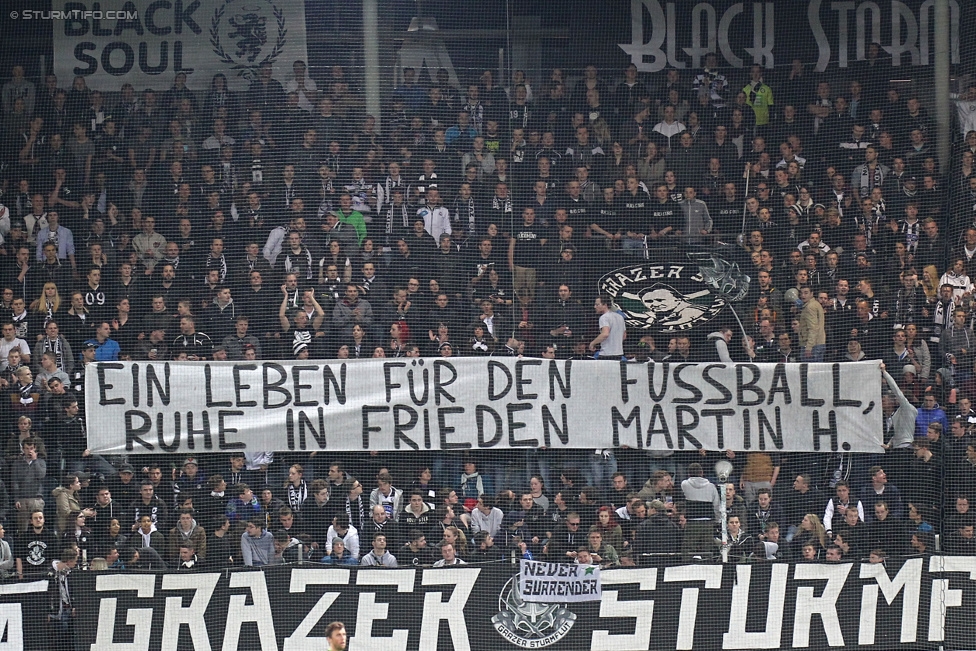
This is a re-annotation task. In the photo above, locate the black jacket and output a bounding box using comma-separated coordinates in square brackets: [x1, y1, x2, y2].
[634, 513, 681, 560]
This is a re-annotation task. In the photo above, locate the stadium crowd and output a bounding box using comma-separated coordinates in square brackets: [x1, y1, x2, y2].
[0, 50, 974, 624]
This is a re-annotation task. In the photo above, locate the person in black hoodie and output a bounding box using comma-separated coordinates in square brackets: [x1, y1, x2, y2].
[192, 475, 226, 534]
[518, 492, 548, 553]
[302, 479, 333, 553]
[865, 501, 910, 557]
[750, 488, 786, 537]
[396, 528, 433, 566]
[785, 473, 824, 541]
[633, 500, 681, 561]
[544, 512, 586, 561]
[832, 506, 867, 559]
[943, 517, 976, 555]
[206, 516, 236, 568]
[90, 485, 123, 548]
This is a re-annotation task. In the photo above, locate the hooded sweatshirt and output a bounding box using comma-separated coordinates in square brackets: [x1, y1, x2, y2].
[241, 529, 275, 566]
[471, 506, 504, 538]
[169, 519, 208, 560]
[402, 502, 431, 529]
[915, 402, 948, 438]
[52, 486, 81, 533]
[680, 476, 721, 521]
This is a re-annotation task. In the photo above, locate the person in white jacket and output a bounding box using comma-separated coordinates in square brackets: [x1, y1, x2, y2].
[369, 472, 404, 521]
[951, 83, 976, 138]
[939, 258, 975, 303]
[470, 494, 504, 538]
[880, 362, 919, 486]
[325, 514, 361, 560]
[417, 189, 451, 242]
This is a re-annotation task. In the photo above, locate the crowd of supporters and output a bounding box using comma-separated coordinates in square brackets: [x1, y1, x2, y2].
[0, 48, 974, 617]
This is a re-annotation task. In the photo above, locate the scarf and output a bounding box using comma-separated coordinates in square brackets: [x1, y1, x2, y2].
[872, 199, 886, 222]
[346, 496, 366, 529]
[40, 337, 65, 372]
[754, 507, 774, 532]
[284, 287, 300, 309]
[456, 196, 477, 235]
[856, 163, 885, 192]
[902, 221, 921, 253]
[55, 566, 72, 614]
[491, 195, 513, 213]
[205, 253, 228, 282]
[18, 381, 35, 404]
[287, 479, 308, 512]
[381, 176, 405, 205]
[384, 203, 409, 236]
[894, 287, 919, 323]
[934, 299, 954, 335]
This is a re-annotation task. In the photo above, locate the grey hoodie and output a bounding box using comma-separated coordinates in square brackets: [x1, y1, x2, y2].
[681, 476, 721, 521]
[241, 530, 275, 566]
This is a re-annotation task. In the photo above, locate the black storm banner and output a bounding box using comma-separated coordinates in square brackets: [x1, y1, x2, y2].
[614, 0, 966, 72]
[70, 558, 976, 651]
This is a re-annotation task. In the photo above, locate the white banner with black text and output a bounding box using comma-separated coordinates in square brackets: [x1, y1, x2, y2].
[85, 359, 885, 455]
[520, 559, 602, 603]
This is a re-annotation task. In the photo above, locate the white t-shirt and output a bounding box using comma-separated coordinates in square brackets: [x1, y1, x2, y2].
[598, 311, 626, 356]
[0, 337, 30, 370]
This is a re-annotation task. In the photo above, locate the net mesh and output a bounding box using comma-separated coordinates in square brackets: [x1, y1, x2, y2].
[1, 0, 976, 649]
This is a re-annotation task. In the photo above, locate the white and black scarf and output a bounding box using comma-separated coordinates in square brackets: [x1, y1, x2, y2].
[856, 164, 885, 193]
[384, 203, 410, 236]
[491, 195, 513, 213]
[205, 253, 228, 283]
[38, 337, 66, 372]
[346, 495, 367, 530]
[287, 479, 308, 512]
[454, 196, 478, 236]
[380, 175, 405, 207]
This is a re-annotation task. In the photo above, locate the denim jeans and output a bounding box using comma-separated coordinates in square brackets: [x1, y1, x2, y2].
[584, 451, 618, 490]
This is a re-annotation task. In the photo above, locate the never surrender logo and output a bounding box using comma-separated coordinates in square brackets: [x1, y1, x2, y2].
[599, 253, 750, 333]
[492, 576, 576, 648]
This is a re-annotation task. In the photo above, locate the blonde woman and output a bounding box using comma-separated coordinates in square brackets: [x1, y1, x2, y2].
[792, 513, 827, 558]
[441, 525, 469, 559]
[31, 282, 62, 323]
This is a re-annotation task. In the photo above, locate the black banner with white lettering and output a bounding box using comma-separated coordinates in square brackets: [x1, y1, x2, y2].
[0, 580, 50, 651]
[564, 0, 976, 74]
[69, 558, 976, 651]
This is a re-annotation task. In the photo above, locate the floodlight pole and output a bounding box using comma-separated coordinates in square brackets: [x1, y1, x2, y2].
[934, 0, 951, 172]
[363, 0, 382, 130]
